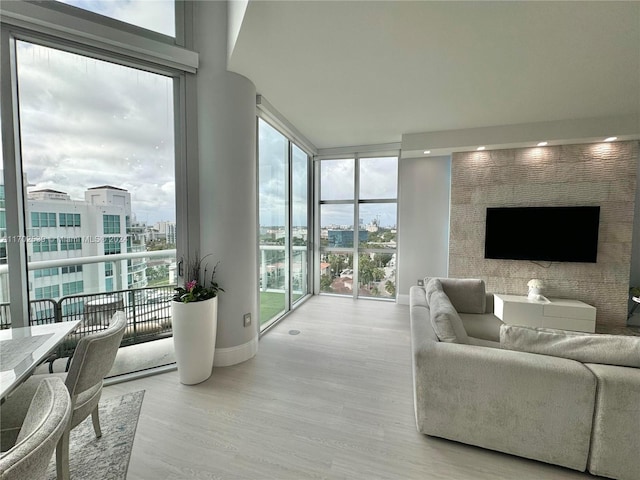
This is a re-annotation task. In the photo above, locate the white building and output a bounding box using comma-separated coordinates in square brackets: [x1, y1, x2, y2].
[154, 221, 177, 246]
[23, 185, 147, 315]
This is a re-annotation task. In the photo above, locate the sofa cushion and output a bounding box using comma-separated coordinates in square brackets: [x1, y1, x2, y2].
[468, 336, 501, 348]
[424, 277, 486, 314]
[460, 313, 503, 342]
[429, 287, 469, 344]
[424, 277, 442, 303]
[500, 325, 640, 368]
[410, 284, 429, 308]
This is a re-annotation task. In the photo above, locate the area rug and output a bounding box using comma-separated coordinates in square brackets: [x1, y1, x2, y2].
[46, 390, 145, 480]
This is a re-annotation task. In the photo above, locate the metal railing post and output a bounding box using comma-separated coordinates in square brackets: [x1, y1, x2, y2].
[130, 289, 137, 342]
[54, 298, 62, 323]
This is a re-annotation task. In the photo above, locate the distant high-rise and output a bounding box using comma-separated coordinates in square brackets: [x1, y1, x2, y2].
[154, 220, 177, 245]
[0, 182, 149, 311]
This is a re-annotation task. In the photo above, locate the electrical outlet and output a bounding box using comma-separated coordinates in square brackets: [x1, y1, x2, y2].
[417, 279, 424, 286]
[243, 313, 251, 327]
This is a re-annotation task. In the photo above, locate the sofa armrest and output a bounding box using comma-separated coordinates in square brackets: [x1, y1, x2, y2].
[485, 292, 494, 313]
[413, 341, 596, 471]
[585, 364, 640, 480]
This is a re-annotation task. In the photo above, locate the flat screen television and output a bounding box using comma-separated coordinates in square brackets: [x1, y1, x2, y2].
[484, 206, 600, 263]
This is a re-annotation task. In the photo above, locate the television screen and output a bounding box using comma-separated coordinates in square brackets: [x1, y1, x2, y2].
[484, 206, 600, 263]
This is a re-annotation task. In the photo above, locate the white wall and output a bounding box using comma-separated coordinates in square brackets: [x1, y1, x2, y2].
[396, 155, 450, 304]
[227, 0, 249, 61]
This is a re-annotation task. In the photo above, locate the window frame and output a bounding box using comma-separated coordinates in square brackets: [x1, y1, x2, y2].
[316, 152, 399, 300]
[257, 116, 314, 333]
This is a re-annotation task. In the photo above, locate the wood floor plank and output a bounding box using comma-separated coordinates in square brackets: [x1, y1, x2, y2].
[103, 296, 599, 479]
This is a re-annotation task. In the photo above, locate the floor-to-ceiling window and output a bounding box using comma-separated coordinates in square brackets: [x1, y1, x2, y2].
[258, 118, 311, 329]
[16, 41, 177, 305]
[318, 155, 398, 299]
[0, 0, 194, 364]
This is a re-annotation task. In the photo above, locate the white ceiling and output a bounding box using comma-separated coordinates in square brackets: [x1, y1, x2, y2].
[228, 1, 640, 151]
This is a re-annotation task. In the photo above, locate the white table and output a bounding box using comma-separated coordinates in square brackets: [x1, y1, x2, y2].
[0, 321, 80, 402]
[494, 294, 596, 333]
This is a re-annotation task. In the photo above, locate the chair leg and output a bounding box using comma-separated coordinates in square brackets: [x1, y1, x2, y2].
[91, 405, 102, 438]
[65, 356, 73, 372]
[56, 430, 70, 480]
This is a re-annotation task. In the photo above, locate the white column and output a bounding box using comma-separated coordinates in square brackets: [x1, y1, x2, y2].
[396, 155, 451, 305]
[194, 0, 258, 365]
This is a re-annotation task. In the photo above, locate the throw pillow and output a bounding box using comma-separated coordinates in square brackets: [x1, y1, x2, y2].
[439, 278, 487, 314]
[500, 325, 640, 368]
[424, 278, 443, 303]
[429, 289, 470, 344]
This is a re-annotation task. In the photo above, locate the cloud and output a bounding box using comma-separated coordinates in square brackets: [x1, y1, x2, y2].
[57, 0, 175, 37]
[320, 159, 354, 200]
[258, 121, 398, 228]
[16, 41, 175, 224]
[359, 157, 398, 199]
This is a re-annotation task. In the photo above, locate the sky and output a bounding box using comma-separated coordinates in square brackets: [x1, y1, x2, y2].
[319, 157, 398, 228]
[16, 42, 175, 224]
[258, 121, 398, 229]
[259, 119, 309, 228]
[58, 0, 175, 37]
[10, 1, 176, 225]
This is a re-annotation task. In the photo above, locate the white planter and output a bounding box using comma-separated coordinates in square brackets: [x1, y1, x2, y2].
[171, 296, 218, 385]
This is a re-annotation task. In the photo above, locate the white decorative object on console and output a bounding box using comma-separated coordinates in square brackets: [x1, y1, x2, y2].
[494, 294, 596, 333]
[527, 278, 544, 299]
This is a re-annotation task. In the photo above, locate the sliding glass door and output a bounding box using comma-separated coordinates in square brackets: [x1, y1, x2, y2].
[258, 119, 311, 330]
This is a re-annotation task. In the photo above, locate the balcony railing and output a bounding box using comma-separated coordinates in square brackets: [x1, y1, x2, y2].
[0, 249, 176, 370]
[259, 245, 308, 293]
[0, 285, 174, 370]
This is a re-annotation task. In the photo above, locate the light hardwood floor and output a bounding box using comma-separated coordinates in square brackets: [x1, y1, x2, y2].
[104, 296, 602, 480]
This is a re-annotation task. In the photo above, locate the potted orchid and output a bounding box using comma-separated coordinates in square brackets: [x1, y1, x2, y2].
[173, 255, 224, 303]
[171, 254, 224, 385]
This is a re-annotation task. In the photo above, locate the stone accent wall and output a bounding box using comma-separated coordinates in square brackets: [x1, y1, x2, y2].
[449, 141, 639, 328]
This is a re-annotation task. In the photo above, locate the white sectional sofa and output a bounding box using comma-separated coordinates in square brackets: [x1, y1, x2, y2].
[409, 277, 640, 480]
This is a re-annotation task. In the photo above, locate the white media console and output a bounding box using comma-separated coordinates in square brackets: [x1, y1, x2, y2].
[494, 294, 596, 333]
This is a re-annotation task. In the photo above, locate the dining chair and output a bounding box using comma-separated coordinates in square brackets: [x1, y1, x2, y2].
[0, 377, 72, 480]
[0, 311, 127, 480]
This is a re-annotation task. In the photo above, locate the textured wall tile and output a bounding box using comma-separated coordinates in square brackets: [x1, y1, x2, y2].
[450, 141, 639, 328]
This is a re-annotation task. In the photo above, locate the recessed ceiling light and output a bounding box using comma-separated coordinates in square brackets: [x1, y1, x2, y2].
[537, 141, 548, 147]
[604, 136, 617, 142]
[423, 150, 431, 155]
[477, 146, 486, 151]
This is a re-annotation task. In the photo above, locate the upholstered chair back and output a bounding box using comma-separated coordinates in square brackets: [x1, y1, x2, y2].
[0, 377, 71, 480]
[65, 311, 127, 397]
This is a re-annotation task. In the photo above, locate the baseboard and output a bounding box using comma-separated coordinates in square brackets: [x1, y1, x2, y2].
[105, 363, 177, 386]
[397, 294, 410, 305]
[214, 335, 259, 367]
